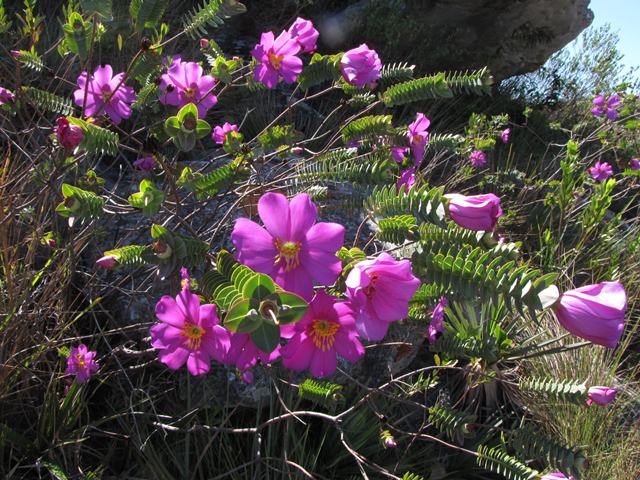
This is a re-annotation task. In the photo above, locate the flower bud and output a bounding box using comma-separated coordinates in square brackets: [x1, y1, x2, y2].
[45, 238, 57, 248]
[199, 38, 209, 49]
[587, 386, 617, 406]
[96, 255, 118, 269]
[241, 370, 254, 384]
[54, 117, 84, 150]
[444, 193, 502, 231]
[291, 146, 304, 155]
[153, 240, 173, 260]
[554, 281, 626, 348]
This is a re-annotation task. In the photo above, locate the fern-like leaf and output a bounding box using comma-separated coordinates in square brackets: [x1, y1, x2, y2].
[476, 445, 539, 480]
[13, 49, 44, 72]
[182, 0, 246, 39]
[22, 87, 73, 115]
[382, 73, 452, 107]
[378, 62, 415, 89]
[519, 377, 587, 403]
[298, 378, 344, 408]
[342, 115, 394, 144]
[103, 245, 153, 268]
[365, 184, 447, 228]
[444, 68, 493, 96]
[298, 53, 342, 90]
[130, 0, 169, 31]
[299, 148, 394, 185]
[428, 405, 476, 443]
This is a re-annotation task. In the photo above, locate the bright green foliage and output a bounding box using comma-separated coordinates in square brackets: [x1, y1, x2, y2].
[177, 157, 246, 200]
[426, 133, 466, 152]
[203, 250, 308, 352]
[382, 73, 452, 106]
[258, 124, 303, 152]
[519, 377, 588, 403]
[476, 445, 539, 480]
[510, 426, 587, 478]
[12, 48, 44, 72]
[581, 178, 615, 231]
[297, 53, 342, 90]
[300, 148, 395, 185]
[76, 169, 105, 192]
[341, 115, 394, 144]
[377, 215, 419, 243]
[55, 184, 104, 225]
[164, 103, 211, 152]
[61, 12, 93, 61]
[129, 0, 169, 32]
[347, 92, 377, 108]
[428, 405, 476, 443]
[133, 83, 159, 109]
[182, 0, 246, 39]
[412, 241, 559, 315]
[298, 379, 344, 408]
[0, 0, 10, 34]
[444, 68, 493, 96]
[102, 245, 154, 268]
[545, 140, 580, 217]
[365, 184, 447, 228]
[128, 180, 165, 216]
[67, 117, 120, 156]
[378, 62, 415, 89]
[22, 87, 73, 115]
[401, 473, 425, 480]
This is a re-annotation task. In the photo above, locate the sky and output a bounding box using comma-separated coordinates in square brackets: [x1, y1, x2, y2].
[588, 0, 640, 70]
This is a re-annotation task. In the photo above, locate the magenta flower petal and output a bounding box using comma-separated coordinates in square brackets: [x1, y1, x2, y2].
[340, 44, 382, 88]
[257, 192, 291, 240]
[289, 193, 317, 241]
[176, 288, 200, 323]
[288, 17, 319, 53]
[187, 350, 210, 375]
[158, 345, 190, 369]
[66, 344, 99, 383]
[155, 296, 186, 327]
[251, 30, 302, 88]
[554, 281, 626, 348]
[586, 386, 617, 406]
[445, 193, 502, 231]
[232, 218, 279, 273]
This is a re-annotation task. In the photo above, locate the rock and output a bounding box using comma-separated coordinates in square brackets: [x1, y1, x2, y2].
[243, 0, 593, 81]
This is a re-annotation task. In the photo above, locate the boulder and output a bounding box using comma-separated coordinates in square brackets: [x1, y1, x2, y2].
[242, 0, 593, 81]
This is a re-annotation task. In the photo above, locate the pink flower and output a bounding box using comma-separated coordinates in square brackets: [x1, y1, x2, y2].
[408, 113, 430, 165]
[630, 158, 640, 170]
[231, 192, 345, 300]
[159, 61, 217, 118]
[427, 296, 447, 344]
[251, 31, 303, 89]
[340, 44, 382, 88]
[241, 370, 254, 384]
[199, 38, 209, 49]
[54, 117, 84, 150]
[444, 193, 503, 231]
[469, 150, 487, 168]
[133, 155, 157, 171]
[66, 344, 99, 384]
[391, 147, 408, 163]
[586, 386, 617, 406]
[281, 290, 364, 378]
[73, 65, 136, 124]
[591, 94, 620, 120]
[150, 287, 231, 375]
[225, 332, 280, 370]
[96, 255, 118, 269]
[554, 281, 626, 348]
[287, 17, 319, 54]
[0, 86, 15, 105]
[501, 128, 511, 144]
[384, 437, 397, 448]
[588, 161, 613, 181]
[212, 122, 239, 144]
[346, 252, 420, 341]
[397, 167, 416, 193]
[540, 473, 573, 480]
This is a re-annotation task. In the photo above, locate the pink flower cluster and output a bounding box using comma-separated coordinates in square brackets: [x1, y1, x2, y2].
[150, 192, 420, 377]
[251, 18, 319, 89]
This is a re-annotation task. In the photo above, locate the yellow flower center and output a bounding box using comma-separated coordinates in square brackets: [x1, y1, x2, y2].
[76, 353, 86, 368]
[182, 323, 205, 350]
[310, 319, 340, 351]
[268, 51, 284, 70]
[274, 239, 301, 272]
[184, 86, 196, 98]
[101, 86, 113, 102]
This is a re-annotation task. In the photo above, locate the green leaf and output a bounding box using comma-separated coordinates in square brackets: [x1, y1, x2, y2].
[276, 292, 308, 325]
[195, 119, 211, 138]
[177, 103, 199, 121]
[165, 116, 181, 134]
[250, 322, 280, 353]
[243, 273, 276, 301]
[80, 0, 112, 18]
[224, 299, 262, 333]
